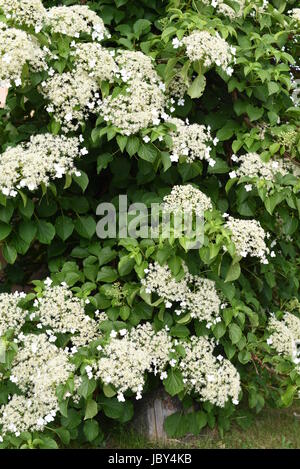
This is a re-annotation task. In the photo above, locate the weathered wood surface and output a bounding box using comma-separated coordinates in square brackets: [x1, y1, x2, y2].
[133, 388, 182, 441]
[0, 87, 8, 108]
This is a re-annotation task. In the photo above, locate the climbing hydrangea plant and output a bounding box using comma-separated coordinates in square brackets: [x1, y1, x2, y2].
[0, 0, 299, 448]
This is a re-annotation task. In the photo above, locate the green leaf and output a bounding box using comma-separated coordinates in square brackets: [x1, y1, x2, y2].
[103, 384, 117, 398]
[84, 399, 98, 420]
[213, 321, 226, 339]
[61, 409, 81, 430]
[267, 81, 280, 95]
[281, 385, 297, 407]
[100, 397, 125, 419]
[2, 244, 17, 264]
[170, 324, 190, 338]
[229, 323, 243, 344]
[18, 198, 34, 219]
[97, 153, 113, 173]
[116, 135, 128, 152]
[75, 216, 96, 239]
[39, 437, 58, 449]
[164, 412, 185, 437]
[50, 120, 61, 135]
[36, 220, 55, 244]
[118, 255, 135, 276]
[138, 144, 157, 163]
[98, 246, 117, 266]
[187, 75, 206, 99]
[246, 104, 264, 122]
[73, 171, 89, 192]
[53, 428, 70, 445]
[18, 220, 37, 244]
[126, 136, 140, 156]
[133, 19, 151, 37]
[55, 216, 74, 241]
[83, 420, 99, 442]
[0, 222, 12, 241]
[78, 376, 96, 399]
[168, 255, 182, 276]
[163, 369, 184, 396]
[97, 266, 118, 283]
[161, 152, 172, 172]
[225, 262, 241, 282]
[120, 305, 130, 320]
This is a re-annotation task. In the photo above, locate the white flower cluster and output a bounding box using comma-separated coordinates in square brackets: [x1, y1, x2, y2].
[168, 118, 215, 165]
[0, 134, 82, 196]
[201, 0, 245, 19]
[99, 81, 166, 135]
[142, 262, 221, 323]
[182, 30, 235, 76]
[235, 152, 288, 181]
[290, 8, 300, 22]
[95, 323, 172, 401]
[0, 334, 74, 436]
[99, 51, 166, 135]
[225, 216, 270, 263]
[162, 184, 213, 214]
[268, 313, 300, 365]
[72, 42, 118, 82]
[0, 292, 27, 337]
[179, 336, 241, 407]
[0, 0, 47, 31]
[42, 41, 119, 131]
[42, 72, 100, 132]
[98, 50, 166, 135]
[46, 5, 109, 41]
[34, 283, 99, 348]
[0, 22, 47, 87]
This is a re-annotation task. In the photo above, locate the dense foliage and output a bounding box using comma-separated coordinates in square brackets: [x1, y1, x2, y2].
[0, 0, 299, 449]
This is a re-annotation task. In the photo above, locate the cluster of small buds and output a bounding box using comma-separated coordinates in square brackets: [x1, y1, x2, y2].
[142, 262, 221, 323]
[0, 0, 47, 31]
[0, 334, 74, 436]
[0, 134, 83, 196]
[95, 323, 172, 400]
[166, 71, 191, 102]
[268, 312, 300, 366]
[225, 216, 270, 263]
[182, 30, 235, 76]
[0, 22, 48, 87]
[167, 118, 216, 165]
[271, 127, 299, 154]
[162, 184, 213, 214]
[179, 336, 241, 407]
[46, 5, 109, 41]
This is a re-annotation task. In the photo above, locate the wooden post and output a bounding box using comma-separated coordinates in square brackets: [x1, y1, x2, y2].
[132, 388, 182, 441]
[0, 87, 8, 108]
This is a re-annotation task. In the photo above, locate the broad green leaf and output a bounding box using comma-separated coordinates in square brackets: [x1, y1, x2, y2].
[229, 323, 243, 344]
[75, 216, 96, 239]
[187, 75, 206, 99]
[163, 369, 184, 396]
[55, 216, 74, 241]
